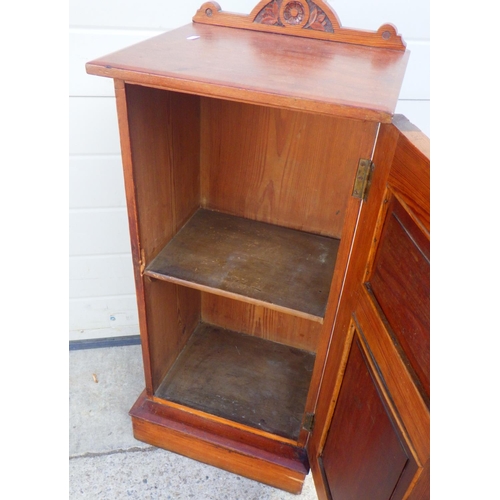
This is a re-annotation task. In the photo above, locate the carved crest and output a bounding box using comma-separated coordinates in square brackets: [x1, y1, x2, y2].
[193, 1, 405, 51]
[254, 0, 335, 33]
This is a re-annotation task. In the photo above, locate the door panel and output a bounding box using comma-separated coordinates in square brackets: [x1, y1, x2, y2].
[321, 326, 417, 500]
[368, 193, 430, 401]
[308, 115, 430, 500]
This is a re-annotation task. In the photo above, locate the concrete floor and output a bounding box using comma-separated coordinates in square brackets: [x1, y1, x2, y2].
[69, 344, 319, 499]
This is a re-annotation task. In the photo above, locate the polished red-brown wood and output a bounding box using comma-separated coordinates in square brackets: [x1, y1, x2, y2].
[369, 196, 430, 400]
[86, 23, 409, 123]
[130, 391, 309, 494]
[86, 3, 422, 495]
[321, 334, 418, 499]
[201, 294, 322, 352]
[308, 115, 430, 500]
[200, 98, 378, 238]
[193, 1, 406, 50]
[115, 82, 201, 393]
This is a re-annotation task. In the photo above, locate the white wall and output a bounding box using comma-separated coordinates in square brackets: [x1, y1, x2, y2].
[69, 0, 430, 341]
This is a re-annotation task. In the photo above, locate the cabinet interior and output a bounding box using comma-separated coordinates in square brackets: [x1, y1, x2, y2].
[127, 83, 378, 441]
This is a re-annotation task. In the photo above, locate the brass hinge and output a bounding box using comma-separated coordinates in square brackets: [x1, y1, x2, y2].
[302, 412, 315, 433]
[352, 158, 375, 201]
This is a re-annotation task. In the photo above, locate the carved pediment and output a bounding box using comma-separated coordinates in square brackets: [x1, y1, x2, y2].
[253, 0, 338, 33]
[193, 1, 405, 50]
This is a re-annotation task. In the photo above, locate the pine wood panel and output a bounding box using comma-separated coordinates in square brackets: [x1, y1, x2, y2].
[201, 294, 322, 352]
[407, 459, 430, 499]
[200, 98, 378, 237]
[297, 186, 366, 446]
[143, 278, 200, 392]
[86, 23, 409, 122]
[388, 115, 430, 232]
[355, 286, 429, 465]
[321, 334, 418, 499]
[145, 209, 340, 321]
[155, 322, 315, 440]
[115, 82, 202, 392]
[308, 122, 400, 465]
[114, 79, 154, 389]
[369, 195, 430, 400]
[125, 84, 200, 263]
[308, 117, 430, 499]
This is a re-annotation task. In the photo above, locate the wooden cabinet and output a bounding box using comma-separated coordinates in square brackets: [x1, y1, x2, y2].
[86, 2, 429, 497]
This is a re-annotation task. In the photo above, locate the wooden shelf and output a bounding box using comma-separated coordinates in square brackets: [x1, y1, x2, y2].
[155, 322, 316, 441]
[145, 209, 340, 322]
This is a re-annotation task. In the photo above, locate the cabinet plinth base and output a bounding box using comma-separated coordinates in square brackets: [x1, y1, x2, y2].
[129, 391, 309, 494]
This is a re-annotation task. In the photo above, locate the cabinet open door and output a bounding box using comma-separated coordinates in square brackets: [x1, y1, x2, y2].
[308, 115, 430, 500]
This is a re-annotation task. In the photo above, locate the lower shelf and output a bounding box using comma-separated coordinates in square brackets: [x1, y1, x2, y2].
[155, 322, 316, 441]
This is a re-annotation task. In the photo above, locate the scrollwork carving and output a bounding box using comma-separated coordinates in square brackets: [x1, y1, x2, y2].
[259, 0, 280, 25]
[254, 0, 334, 33]
[304, 4, 329, 31]
[193, 1, 406, 50]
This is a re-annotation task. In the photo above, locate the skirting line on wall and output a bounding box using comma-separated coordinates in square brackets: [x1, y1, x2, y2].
[69, 335, 141, 351]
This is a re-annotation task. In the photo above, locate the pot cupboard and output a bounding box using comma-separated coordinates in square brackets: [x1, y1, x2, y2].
[86, 2, 430, 497]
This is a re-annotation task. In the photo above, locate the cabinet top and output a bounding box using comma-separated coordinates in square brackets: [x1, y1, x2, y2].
[86, 3, 409, 122]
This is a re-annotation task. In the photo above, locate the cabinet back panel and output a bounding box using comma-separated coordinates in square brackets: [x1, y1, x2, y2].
[200, 98, 378, 238]
[126, 84, 201, 263]
[201, 293, 322, 353]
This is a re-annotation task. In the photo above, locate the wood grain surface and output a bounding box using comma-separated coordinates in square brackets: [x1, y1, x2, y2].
[307, 116, 430, 500]
[130, 390, 310, 493]
[145, 209, 340, 321]
[369, 195, 430, 400]
[86, 23, 409, 122]
[155, 322, 316, 440]
[201, 293, 322, 352]
[200, 98, 378, 238]
[193, 1, 406, 50]
[321, 334, 418, 499]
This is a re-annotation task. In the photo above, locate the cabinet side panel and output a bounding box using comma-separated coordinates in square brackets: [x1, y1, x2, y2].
[201, 293, 322, 353]
[124, 85, 201, 392]
[145, 278, 200, 392]
[200, 98, 377, 238]
[126, 84, 200, 262]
